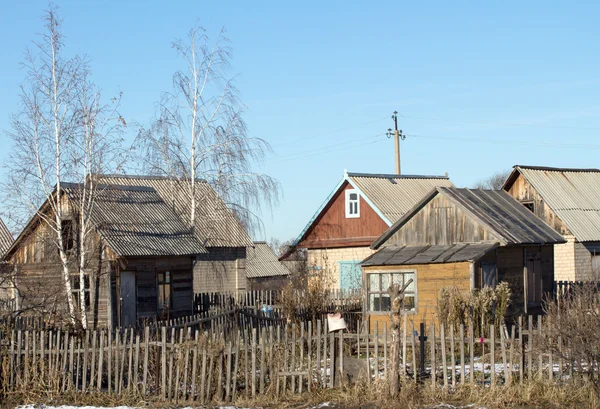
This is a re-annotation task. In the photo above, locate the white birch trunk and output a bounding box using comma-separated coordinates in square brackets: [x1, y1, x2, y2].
[51, 19, 76, 326]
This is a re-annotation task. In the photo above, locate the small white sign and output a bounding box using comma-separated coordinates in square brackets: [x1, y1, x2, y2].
[327, 313, 347, 332]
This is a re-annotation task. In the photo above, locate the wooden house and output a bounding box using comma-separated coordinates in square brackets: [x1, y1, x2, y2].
[292, 171, 453, 290]
[3, 175, 252, 328]
[503, 165, 600, 281]
[0, 218, 14, 303]
[362, 187, 565, 328]
[246, 242, 290, 291]
[0, 218, 13, 258]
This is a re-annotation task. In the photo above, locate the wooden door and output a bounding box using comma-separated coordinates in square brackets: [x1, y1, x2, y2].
[120, 270, 137, 327]
[526, 252, 542, 303]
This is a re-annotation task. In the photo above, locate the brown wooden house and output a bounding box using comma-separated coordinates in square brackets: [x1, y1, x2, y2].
[3, 175, 252, 328]
[503, 165, 600, 281]
[292, 171, 453, 290]
[362, 187, 566, 328]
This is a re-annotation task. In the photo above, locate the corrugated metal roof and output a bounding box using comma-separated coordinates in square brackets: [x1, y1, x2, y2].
[509, 166, 600, 242]
[246, 242, 291, 278]
[0, 218, 14, 258]
[98, 175, 253, 247]
[372, 187, 566, 249]
[362, 243, 497, 266]
[441, 188, 566, 245]
[64, 184, 207, 257]
[347, 172, 453, 224]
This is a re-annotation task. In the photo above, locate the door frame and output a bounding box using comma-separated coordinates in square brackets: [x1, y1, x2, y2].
[119, 269, 137, 328]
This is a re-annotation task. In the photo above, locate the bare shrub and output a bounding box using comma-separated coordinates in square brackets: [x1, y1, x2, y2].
[281, 265, 334, 324]
[437, 282, 511, 337]
[437, 286, 469, 330]
[538, 285, 600, 394]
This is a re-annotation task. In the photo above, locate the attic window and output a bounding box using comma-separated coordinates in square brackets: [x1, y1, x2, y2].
[345, 189, 360, 218]
[521, 200, 535, 213]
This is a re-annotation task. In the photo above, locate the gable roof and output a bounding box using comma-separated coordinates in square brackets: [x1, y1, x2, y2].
[246, 242, 290, 278]
[372, 187, 566, 249]
[64, 184, 207, 257]
[0, 218, 14, 258]
[97, 175, 253, 247]
[362, 243, 498, 267]
[347, 172, 454, 224]
[294, 171, 453, 246]
[503, 165, 600, 242]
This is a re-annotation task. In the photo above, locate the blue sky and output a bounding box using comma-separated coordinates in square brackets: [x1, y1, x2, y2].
[1, 1, 599, 243]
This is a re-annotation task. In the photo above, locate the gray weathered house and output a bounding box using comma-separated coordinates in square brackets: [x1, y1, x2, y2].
[3, 175, 252, 328]
[503, 165, 600, 281]
[246, 241, 290, 290]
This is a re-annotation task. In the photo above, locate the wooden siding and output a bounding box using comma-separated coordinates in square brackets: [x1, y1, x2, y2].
[365, 244, 555, 328]
[119, 256, 194, 323]
[385, 194, 502, 246]
[364, 261, 471, 330]
[193, 247, 247, 293]
[299, 182, 389, 249]
[506, 172, 570, 235]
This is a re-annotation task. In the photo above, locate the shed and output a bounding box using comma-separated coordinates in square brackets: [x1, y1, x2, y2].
[362, 187, 565, 326]
[246, 242, 290, 290]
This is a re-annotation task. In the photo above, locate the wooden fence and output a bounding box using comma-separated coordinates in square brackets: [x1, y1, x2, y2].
[0, 314, 587, 401]
[553, 280, 600, 299]
[193, 289, 362, 314]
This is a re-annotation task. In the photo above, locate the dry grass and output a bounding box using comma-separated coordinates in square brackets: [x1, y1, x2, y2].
[1, 379, 598, 409]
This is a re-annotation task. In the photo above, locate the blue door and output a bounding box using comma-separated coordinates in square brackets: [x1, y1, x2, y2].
[339, 260, 362, 290]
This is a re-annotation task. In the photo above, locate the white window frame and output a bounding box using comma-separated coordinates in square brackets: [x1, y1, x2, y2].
[366, 269, 417, 315]
[345, 189, 360, 218]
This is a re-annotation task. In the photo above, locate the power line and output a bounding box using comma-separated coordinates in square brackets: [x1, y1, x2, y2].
[399, 113, 600, 131]
[271, 116, 388, 148]
[268, 133, 386, 164]
[406, 133, 600, 149]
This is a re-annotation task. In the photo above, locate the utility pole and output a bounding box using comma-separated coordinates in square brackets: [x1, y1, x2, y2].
[386, 111, 405, 175]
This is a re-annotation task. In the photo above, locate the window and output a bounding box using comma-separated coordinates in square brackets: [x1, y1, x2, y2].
[158, 271, 172, 312]
[71, 274, 90, 310]
[481, 262, 497, 288]
[345, 189, 360, 218]
[367, 271, 416, 313]
[61, 219, 75, 252]
[520, 200, 535, 213]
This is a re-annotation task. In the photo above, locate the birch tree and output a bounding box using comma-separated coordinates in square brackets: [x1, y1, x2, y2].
[3, 6, 125, 328]
[137, 25, 279, 235]
[69, 68, 126, 328]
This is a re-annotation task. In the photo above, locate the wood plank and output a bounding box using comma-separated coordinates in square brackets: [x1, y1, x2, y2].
[460, 324, 465, 384]
[450, 324, 456, 388]
[97, 333, 104, 391]
[490, 325, 495, 387]
[161, 327, 167, 399]
[431, 324, 436, 388]
[440, 324, 448, 388]
[329, 331, 334, 388]
[501, 325, 509, 384]
[469, 323, 474, 385]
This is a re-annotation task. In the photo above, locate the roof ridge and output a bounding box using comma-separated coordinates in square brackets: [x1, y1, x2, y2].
[95, 173, 210, 182]
[346, 171, 449, 179]
[63, 182, 157, 193]
[515, 165, 600, 173]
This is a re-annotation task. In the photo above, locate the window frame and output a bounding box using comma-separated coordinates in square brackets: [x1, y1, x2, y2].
[366, 269, 417, 315]
[345, 189, 360, 218]
[520, 200, 535, 213]
[71, 273, 91, 311]
[157, 270, 173, 313]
